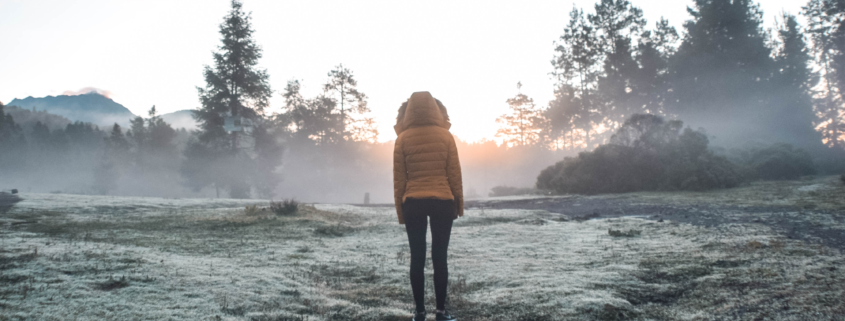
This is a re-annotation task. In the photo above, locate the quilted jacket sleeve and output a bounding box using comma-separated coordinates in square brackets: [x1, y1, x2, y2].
[393, 136, 407, 224]
[446, 135, 464, 217]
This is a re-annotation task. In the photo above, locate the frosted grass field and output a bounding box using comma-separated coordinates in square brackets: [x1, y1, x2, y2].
[1, 179, 844, 320]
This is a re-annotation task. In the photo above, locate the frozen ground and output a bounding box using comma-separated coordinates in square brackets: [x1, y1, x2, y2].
[0, 177, 843, 320]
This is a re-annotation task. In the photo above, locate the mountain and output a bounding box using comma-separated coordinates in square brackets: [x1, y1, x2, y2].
[7, 92, 137, 128]
[159, 110, 198, 130]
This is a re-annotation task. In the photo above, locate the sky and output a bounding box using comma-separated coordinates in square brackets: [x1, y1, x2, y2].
[0, 0, 805, 143]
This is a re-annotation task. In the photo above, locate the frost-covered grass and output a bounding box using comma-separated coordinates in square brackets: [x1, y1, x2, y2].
[1, 189, 843, 320]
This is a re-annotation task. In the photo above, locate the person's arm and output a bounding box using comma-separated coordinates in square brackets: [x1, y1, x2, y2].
[446, 135, 464, 217]
[393, 136, 408, 224]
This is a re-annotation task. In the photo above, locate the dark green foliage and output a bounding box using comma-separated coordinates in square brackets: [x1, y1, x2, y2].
[184, 0, 282, 198]
[2, 105, 72, 131]
[746, 144, 816, 180]
[195, 0, 271, 130]
[270, 199, 298, 216]
[546, 2, 679, 150]
[537, 114, 741, 194]
[770, 13, 824, 151]
[550, 7, 603, 149]
[0, 103, 27, 163]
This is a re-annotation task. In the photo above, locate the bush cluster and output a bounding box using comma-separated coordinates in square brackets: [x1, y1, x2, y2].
[270, 199, 298, 216]
[729, 143, 816, 180]
[536, 114, 742, 194]
[0, 192, 22, 214]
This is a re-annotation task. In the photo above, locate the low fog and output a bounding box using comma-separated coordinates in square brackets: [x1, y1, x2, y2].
[1, 0, 844, 203]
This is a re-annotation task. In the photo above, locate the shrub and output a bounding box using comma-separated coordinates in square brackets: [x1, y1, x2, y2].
[244, 205, 260, 216]
[608, 228, 642, 237]
[840, 174, 845, 185]
[0, 192, 22, 214]
[537, 114, 742, 194]
[746, 143, 816, 180]
[314, 223, 352, 237]
[270, 199, 298, 216]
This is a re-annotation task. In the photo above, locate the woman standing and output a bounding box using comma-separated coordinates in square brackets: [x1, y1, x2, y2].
[393, 91, 462, 321]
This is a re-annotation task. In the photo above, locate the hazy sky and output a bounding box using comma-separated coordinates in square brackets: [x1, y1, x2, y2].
[0, 0, 804, 142]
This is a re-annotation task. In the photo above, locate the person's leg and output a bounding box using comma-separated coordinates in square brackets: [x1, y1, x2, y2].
[403, 199, 428, 313]
[429, 200, 455, 312]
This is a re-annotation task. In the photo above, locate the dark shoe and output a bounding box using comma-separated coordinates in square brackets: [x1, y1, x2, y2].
[412, 310, 426, 321]
[436, 310, 456, 321]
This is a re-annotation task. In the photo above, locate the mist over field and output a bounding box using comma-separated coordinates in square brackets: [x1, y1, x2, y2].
[1, 0, 845, 319]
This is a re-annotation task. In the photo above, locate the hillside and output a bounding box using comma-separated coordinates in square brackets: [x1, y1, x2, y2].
[159, 109, 198, 130]
[7, 92, 136, 128]
[3, 105, 72, 130]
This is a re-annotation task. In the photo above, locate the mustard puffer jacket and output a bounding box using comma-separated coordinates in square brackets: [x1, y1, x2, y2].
[393, 92, 464, 224]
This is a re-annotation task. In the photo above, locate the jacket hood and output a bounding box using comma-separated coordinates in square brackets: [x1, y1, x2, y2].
[394, 91, 451, 135]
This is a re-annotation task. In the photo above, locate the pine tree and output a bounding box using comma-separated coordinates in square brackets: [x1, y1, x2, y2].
[552, 6, 603, 148]
[496, 82, 543, 147]
[183, 0, 279, 198]
[667, 0, 780, 145]
[284, 80, 344, 145]
[322, 64, 374, 141]
[771, 13, 824, 149]
[804, 0, 845, 148]
[194, 0, 271, 149]
[591, 0, 646, 125]
[0, 102, 26, 156]
[634, 18, 678, 115]
[106, 123, 130, 153]
[545, 85, 581, 149]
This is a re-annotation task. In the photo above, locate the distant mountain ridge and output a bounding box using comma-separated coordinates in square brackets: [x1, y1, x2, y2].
[159, 110, 198, 130]
[6, 93, 198, 130]
[7, 93, 136, 128]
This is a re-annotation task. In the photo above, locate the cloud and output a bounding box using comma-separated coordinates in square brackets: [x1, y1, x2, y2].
[61, 87, 112, 98]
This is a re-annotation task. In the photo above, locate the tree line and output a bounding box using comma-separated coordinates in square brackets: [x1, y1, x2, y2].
[495, 0, 845, 153]
[3, 0, 844, 199]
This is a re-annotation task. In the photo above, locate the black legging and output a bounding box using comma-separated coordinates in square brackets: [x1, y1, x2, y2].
[403, 198, 455, 312]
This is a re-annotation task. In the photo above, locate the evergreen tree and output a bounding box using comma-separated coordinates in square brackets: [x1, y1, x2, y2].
[31, 121, 52, 149]
[322, 64, 375, 141]
[552, 6, 603, 148]
[184, 0, 281, 198]
[667, 0, 780, 145]
[284, 80, 344, 144]
[772, 14, 824, 149]
[144, 106, 177, 156]
[545, 85, 581, 149]
[804, 0, 845, 148]
[0, 102, 26, 162]
[496, 82, 543, 147]
[590, 0, 647, 125]
[106, 123, 130, 153]
[633, 18, 679, 115]
[194, 0, 271, 147]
